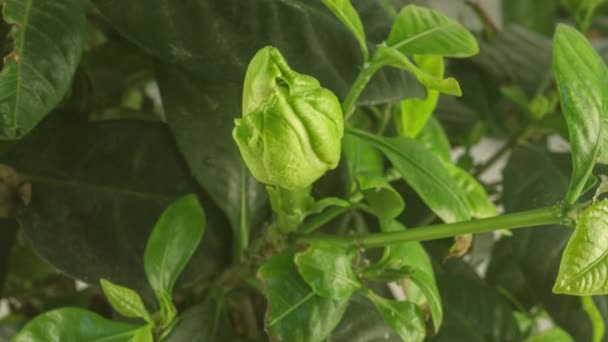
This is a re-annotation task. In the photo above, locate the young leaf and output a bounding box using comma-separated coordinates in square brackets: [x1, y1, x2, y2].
[259, 250, 349, 342]
[346, 128, 470, 223]
[100, 279, 153, 324]
[343, 134, 404, 220]
[553, 24, 608, 204]
[0, 0, 86, 139]
[397, 56, 444, 138]
[386, 5, 479, 57]
[295, 242, 361, 299]
[524, 328, 573, 342]
[554, 200, 608, 295]
[366, 291, 426, 342]
[321, 0, 368, 61]
[363, 220, 442, 331]
[374, 46, 462, 96]
[144, 194, 206, 323]
[12, 308, 148, 342]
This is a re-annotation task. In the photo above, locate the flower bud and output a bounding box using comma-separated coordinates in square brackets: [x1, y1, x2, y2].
[233, 47, 344, 190]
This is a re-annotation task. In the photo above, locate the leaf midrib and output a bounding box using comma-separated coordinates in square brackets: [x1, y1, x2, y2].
[8, 0, 33, 131]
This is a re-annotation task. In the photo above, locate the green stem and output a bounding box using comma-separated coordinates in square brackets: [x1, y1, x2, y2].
[342, 62, 383, 118]
[299, 206, 564, 248]
[238, 165, 249, 258]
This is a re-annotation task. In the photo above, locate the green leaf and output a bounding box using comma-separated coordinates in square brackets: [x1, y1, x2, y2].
[429, 273, 521, 341]
[374, 46, 462, 96]
[100, 279, 152, 323]
[363, 220, 442, 331]
[524, 328, 573, 342]
[92, 0, 423, 105]
[553, 24, 608, 204]
[329, 295, 401, 341]
[343, 134, 404, 219]
[322, 0, 368, 60]
[445, 163, 498, 219]
[346, 128, 470, 223]
[416, 116, 451, 163]
[295, 242, 361, 299]
[366, 291, 425, 342]
[165, 296, 235, 342]
[397, 56, 444, 137]
[561, 0, 605, 30]
[0, 0, 85, 139]
[502, 0, 558, 36]
[386, 5, 479, 57]
[5, 118, 230, 299]
[144, 194, 206, 323]
[554, 200, 608, 295]
[259, 250, 349, 342]
[12, 308, 147, 342]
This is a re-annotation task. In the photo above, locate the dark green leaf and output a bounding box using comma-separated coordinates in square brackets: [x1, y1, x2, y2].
[553, 24, 608, 204]
[156, 65, 267, 248]
[322, 0, 368, 60]
[366, 292, 425, 342]
[0, 0, 85, 139]
[386, 5, 478, 57]
[429, 273, 521, 341]
[554, 200, 608, 295]
[93, 0, 423, 105]
[5, 118, 230, 299]
[363, 220, 442, 331]
[144, 194, 206, 322]
[165, 296, 235, 342]
[346, 128, 470, 223]
[100, 279, 152, 323]
[329, 295, 401, 341]
[259, 249, 349, 342]
[12, 308, 147, 342]
[295, 242, 361, 299]
[502, 0, 558, 36]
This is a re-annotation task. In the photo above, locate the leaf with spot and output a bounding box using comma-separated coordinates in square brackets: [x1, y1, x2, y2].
[0, 0, 85, 139]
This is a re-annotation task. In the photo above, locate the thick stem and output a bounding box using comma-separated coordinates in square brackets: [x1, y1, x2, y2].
[299, 206, 564, 249]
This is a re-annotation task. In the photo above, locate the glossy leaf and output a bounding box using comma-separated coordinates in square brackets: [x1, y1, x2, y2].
[346, 128, 470, 223]
[0, 0, 85, 139]
[259, 250, 349, 342]
[165, 296, 235, 342]
[12, 308, 147, 342]
[342, 134, 404, 219]
[553, 24, 608, 204]
[363, 220, 442, 331]
[6, 118, 230, 299]
[156, 65, 267, 249]
[445, 163, 498, 219]
[386, 5, 479, 57]
[93, 0, 423, 105]
[366, 292, 425, 342]
[554, 200, 608, 295]
[397, 56, 444, 138]
[322, 0, 368, 60]
[295, 242, 361, 299]
[144, 195, 206, 321]
[100, 279, 152, 323]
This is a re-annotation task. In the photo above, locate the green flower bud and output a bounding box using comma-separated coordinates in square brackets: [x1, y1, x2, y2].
[233, 46, 344, 190]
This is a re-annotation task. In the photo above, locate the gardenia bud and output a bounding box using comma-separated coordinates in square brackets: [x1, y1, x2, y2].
[233, 46, 344, 190]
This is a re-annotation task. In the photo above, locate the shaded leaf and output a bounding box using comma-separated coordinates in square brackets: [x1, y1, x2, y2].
[502, 0, 558, 36]
[259, 249, 349, 342]
[0, 0, 85, 139]
[329, 295, 401, 341]
[366, 292, 425, 342]
[165, 296, 235, 342]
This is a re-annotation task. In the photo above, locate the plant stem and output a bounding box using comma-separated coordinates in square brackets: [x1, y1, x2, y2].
[237, 165, 249, 258]
[298, 206, 564, 249]
[342, 62, 383, 118]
